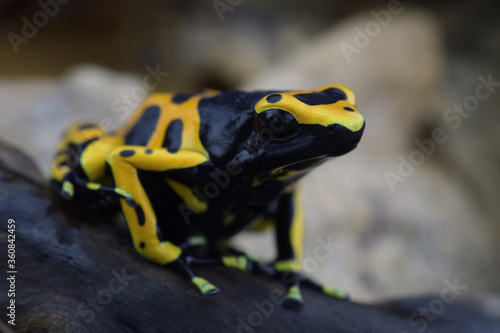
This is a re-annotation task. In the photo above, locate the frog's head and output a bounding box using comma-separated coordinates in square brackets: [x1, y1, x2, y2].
[237, 84, 365, 175]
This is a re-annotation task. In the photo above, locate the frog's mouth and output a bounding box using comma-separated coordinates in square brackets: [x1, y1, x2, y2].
[327, 143, 358, 157]
[282, 157, 327, 172]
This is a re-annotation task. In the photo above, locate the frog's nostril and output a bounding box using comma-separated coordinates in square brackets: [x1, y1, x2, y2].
[327, 123, 344, 134]
[343, 107, 355, 112]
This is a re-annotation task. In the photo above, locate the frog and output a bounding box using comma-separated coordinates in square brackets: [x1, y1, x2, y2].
[50, 83, 365, 309]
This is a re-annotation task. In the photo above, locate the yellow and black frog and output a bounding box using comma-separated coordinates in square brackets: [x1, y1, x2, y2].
[50, 84, 365, 309]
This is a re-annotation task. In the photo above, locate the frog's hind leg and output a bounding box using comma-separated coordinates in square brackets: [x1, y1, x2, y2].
[106, 146, 219, 296]
[51, 121, 124, 201]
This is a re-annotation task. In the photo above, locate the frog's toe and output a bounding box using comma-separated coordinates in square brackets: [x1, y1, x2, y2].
[61, 180, 74, 200]
[283, 286, 304, 310]
[201, 286, 220, 296]
[179, 236, 207, 250]
[300, 277, 350, 301]
[283, 298, 304, 310]
[322, 286, 349, 300]
[222, 255, 253, 273]
[191, 276, 220, 296]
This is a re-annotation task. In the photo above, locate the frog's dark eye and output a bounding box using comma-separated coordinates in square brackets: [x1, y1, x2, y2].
[255, 109, 299, 141]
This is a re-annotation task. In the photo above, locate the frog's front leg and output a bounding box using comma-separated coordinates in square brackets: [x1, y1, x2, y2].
[273, 190, 348, 309]
[107, 146, 219, 296]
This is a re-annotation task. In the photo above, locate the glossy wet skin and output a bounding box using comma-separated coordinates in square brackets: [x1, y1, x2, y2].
[163, 86, 365, 240]
[197, 87, 364, 176]
[51, 84, 365, 306]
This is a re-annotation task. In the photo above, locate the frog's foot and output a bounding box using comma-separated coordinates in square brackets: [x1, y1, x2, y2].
[61, 180, 75, 200]
[191, 276, 219, 296]
[170, 255, 220, 296]
[251, 260, 348, 309]
[221, 254, 253, 273]
[219, 247, 257, 273]
[279, 270, 348, 309]
[187, 253, 253, 274]
[169, 252, 254, 295]
[179, 244, 254, 273]
[179, 235, 208, 250]
[301, 278, 349, 301]
[276, 269, 306, 310]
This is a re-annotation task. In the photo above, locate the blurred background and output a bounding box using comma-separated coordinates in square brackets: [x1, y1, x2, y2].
[0, 0, 498, 302]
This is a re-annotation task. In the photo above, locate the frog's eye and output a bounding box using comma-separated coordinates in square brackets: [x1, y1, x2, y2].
[255, 109, 299, 141]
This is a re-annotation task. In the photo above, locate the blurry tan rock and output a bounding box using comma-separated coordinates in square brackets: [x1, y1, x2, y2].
[0, 64, 143, 176]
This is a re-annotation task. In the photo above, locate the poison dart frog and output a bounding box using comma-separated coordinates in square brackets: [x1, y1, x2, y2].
[51, 84, 365, 309]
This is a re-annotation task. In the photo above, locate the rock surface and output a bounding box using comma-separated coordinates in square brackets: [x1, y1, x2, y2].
[1, 142, 500, 331]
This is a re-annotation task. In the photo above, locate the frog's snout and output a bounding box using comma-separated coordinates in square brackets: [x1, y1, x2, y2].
[254, 89, 364, 134]
[328, 104, 365, 134]
[325, 120, 365, 157]
[327, 121, 365, 142]
[323, 102, 365, 133]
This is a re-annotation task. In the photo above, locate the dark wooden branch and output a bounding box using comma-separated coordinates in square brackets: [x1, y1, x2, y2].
[0, 140, 499, 333]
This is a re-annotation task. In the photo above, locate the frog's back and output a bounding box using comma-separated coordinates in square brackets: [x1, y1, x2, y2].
[115, 91, 218, 155]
